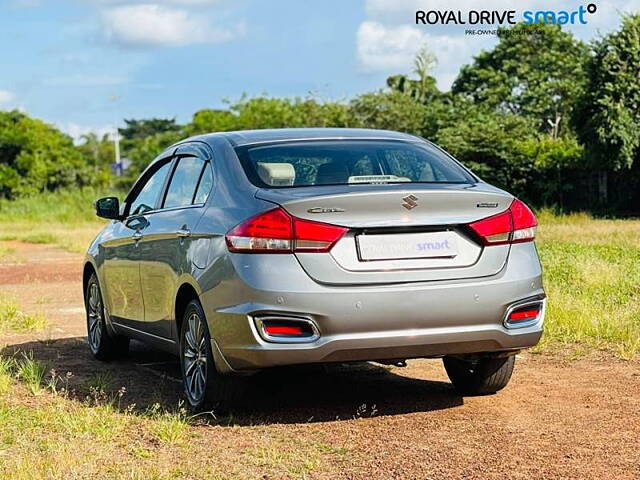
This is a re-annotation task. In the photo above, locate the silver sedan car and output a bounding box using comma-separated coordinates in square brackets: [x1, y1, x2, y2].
[84, 128, 545, 410]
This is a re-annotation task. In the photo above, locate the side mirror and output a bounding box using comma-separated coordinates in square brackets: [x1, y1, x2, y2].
[95, 197, 121, 220]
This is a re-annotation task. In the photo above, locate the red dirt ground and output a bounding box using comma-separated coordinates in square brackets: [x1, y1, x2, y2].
[1, 241, 638, 479]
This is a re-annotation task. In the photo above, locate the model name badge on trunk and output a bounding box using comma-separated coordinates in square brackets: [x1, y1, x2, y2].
[357, 232, 459, 261]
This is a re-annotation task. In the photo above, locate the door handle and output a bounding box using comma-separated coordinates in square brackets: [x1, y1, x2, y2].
[132, 231, 143, 241]
[176, 228, 191, 238]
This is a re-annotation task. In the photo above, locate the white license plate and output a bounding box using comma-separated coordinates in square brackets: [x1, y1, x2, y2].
[357, 231, 458, 261]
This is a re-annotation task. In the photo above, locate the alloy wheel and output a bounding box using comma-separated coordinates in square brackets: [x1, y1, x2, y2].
[183, 312, 208, 404]
[87, 281, 103, 353]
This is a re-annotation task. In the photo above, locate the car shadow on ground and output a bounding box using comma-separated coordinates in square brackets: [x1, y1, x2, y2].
[1, 337, 464, 424]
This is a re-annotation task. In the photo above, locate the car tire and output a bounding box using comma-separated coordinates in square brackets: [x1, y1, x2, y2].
[85, 272, 130, 361]
[179, 299, 242, 412]
[443, 355, 515, 395]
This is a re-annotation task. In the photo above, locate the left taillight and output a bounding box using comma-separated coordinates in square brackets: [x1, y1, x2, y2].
[225, 207, 348, 253]
[468, 198, 537, 246]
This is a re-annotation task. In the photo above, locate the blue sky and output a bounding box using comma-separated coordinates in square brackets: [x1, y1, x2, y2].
[0, 0, 637, 141]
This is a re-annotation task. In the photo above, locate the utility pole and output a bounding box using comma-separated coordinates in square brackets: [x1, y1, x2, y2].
[114, 126, 121, 166]
[109, 95, 121, 175]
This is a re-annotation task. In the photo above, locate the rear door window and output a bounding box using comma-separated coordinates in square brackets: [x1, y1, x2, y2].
[193, 163, 213, 204]
[163, 157, 207, 209]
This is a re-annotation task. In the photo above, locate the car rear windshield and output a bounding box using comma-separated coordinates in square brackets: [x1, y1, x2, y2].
[235, 140, 476, 188]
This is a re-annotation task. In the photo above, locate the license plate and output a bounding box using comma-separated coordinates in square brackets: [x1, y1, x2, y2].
[357, 231, 458, 261]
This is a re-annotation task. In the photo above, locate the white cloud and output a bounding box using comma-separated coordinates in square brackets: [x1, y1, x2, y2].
[366, 0, 516, 18]
[356, 21, 473, 90]
[0, 90, 16, 106]
[101, 4, 242, 47]
[357, 21, 427, 72]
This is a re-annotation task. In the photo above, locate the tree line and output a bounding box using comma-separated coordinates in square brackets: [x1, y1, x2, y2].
[1, 16, 639, 214]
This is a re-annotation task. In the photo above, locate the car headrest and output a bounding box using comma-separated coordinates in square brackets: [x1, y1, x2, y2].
[257, 163, 295, 186]
[315, 161, 349, 185]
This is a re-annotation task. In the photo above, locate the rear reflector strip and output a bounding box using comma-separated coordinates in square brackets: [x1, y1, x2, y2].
[254, 316, 320, 343]
[263, 324, 304, 335]
[508, 309, 540, 321]
[503, 299, 546, 329]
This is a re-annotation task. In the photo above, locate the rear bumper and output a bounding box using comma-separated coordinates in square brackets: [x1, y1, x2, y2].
[200, 243, 545, 372]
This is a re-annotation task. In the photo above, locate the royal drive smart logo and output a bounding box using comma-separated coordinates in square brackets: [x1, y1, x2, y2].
[415, 4, 598, 26]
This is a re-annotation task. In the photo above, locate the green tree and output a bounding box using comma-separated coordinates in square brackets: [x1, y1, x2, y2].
[452, 23, 589, 136]
[77, 132, 116, 188]
[120, 130, 184, 184]
[185, 96, 351, 136]
[348, 90, 429, 136]
[575, 14, 640, 170]
[435, 103, 583, 204]
[436, 108, 536, 193]
[387, 46, 441, 105]
[0, 110, 90, 198]
[118, 118, 181, 140]
[118, 118, 184, 182]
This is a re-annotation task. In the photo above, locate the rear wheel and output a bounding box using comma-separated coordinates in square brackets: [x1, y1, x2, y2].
[443, 355, 515, 395]
[85, 273, 129, 361]
[180, 299, 242, 412]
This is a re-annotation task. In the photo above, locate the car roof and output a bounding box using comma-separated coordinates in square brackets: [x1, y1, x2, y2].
[188, 128, 422, 147]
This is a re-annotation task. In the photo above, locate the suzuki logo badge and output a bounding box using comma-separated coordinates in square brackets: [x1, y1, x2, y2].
[402, 194, 418, 210]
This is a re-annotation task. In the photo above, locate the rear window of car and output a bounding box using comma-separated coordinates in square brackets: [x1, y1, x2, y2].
[235, 140, 475, 188]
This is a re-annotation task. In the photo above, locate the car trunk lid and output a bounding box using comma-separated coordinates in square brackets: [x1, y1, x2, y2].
[256, 183, 513, 285]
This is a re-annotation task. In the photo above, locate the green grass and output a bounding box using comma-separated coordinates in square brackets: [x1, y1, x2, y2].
[0, 352, 344, 480]
[0, 244, 16, 259]
[535, 209, 640, 358]
[0, 357, 15, 394]
[145, 403, 190, 445]
[0, 188, 111, 253]
[0, 188, 116, 224]
[15, 353, 47, 395]
[0, 297, 47, 334]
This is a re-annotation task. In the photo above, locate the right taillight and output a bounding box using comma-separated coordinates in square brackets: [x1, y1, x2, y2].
[468, 198, 537, 246]
[225, 207, 348, 253]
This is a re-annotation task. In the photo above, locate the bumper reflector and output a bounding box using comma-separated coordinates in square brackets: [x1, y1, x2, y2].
[504, 299, 545, 329]
[508, 308, 541, 322]
[254, 316, 320, 343]
[263, 324, 304, 336]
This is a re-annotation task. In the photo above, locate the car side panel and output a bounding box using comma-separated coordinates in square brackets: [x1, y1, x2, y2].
[98, 220, 145, 323]
[138, 206, 207, 338]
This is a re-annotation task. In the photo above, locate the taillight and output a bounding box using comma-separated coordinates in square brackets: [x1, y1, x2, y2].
[225, 207, 292, 253]
[225, 207, 348, 253]
[468, 198, 537, 246]
[509, 198, 537, 243]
